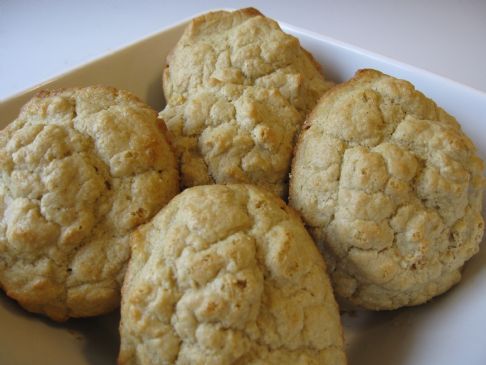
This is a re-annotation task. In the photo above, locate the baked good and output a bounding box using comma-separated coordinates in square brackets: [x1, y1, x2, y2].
[162, 8, 330, 116]
[290, 69, 485, 309]
[160, 8, 333, 197]
[119, 184, 346, 365]
[161, 84, 301, 196]
[0, 86, 179, 321]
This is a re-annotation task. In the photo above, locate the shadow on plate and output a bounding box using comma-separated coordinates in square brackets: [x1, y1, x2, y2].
[0, 292, 119, 364]
[343, 244, 485, 365]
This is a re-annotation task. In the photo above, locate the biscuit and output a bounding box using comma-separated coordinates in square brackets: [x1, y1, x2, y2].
[0, 86, 179, 321]
[290, 69, 485, 310]
[119, 184, 346, 365]
[160, 8, 333, 196]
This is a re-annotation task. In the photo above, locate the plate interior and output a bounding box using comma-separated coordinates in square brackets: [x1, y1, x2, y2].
[0, 16, 485, 365]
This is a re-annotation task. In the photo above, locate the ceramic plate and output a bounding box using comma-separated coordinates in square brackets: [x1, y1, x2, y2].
[1, 11, 485, 365]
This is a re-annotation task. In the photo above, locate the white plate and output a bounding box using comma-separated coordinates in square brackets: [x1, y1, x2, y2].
[1, 12, 485, 365]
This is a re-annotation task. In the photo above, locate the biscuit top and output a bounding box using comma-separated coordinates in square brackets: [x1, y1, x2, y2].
[290, 69, 484, 309]
[0, 86, 179, 320]
[163, 8, 331, 117]
[119, 184, 345, 365]
[161, 83, 301, 196]
[161, 8, 332, 196]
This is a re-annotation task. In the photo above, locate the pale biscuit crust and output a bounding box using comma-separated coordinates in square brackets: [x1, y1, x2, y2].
[0, 86, 179, 321]
[119, 185, 346, 365]
[160, 8, 333, 196]
[161, 83, 301, 197]
[290, 69, 485, 309]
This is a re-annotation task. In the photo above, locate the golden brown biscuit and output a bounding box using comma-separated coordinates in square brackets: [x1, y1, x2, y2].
[161, 84, 301, 197]
[160, 8, 333, 197]
[119, 184, 346, 365]
[290, 69, 485, 309]
[0, 86, 179, 321]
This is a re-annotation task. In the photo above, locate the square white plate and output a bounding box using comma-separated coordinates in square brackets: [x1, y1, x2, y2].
[1, 12, 485, 365]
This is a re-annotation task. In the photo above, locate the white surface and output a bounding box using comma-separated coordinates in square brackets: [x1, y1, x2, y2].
[1, 15, 485, 365]
[1, 0, 486, 101]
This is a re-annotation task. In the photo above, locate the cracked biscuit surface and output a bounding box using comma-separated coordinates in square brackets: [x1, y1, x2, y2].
[119, 184, 346, 365]
[160, 8, 333, 197]
[0, 86, 179, 321]
[290, 69, 485, 309]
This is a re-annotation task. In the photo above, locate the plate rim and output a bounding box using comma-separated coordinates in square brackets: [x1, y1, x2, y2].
[2, 8, 485, 108]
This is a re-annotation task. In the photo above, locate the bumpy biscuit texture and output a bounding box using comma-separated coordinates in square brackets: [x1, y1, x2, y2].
[119, 185, 346, 365]
[0, 86, 179, 321]
[160, 8, 333, 197]
[290, 69, 485, 310]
